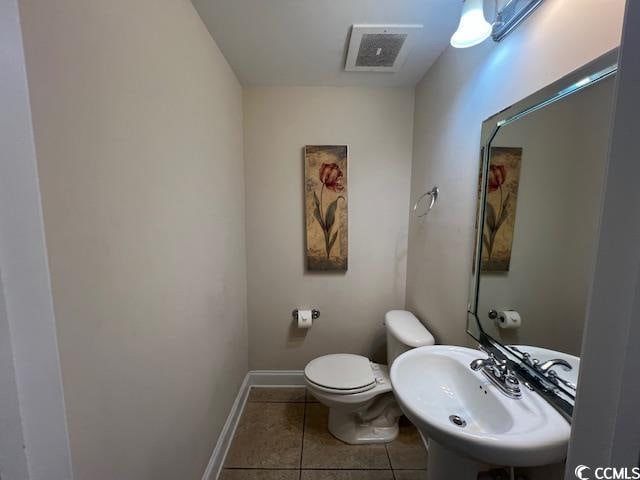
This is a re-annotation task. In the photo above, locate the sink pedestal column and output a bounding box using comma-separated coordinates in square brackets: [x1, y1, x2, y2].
[427, 440, 484, 480]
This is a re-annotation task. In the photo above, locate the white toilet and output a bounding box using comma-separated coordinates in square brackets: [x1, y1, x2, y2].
[304, 310, 435, 444]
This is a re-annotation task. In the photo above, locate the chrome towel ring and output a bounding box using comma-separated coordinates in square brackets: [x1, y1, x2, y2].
[413, 186, 439, 218]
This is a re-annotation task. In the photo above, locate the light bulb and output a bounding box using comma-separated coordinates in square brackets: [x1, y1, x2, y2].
[450, 0, 492, 49]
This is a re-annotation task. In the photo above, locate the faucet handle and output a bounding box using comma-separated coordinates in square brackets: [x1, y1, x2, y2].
[538, 358, 572, 372]
[470, 358, 488, 371]
[519, 352, 535, 367]
[470, 353, 509, 374]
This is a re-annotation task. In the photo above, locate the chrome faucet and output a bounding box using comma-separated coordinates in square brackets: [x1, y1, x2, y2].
[515, 352, 576, 391]
[538, 359, 573, 373]
[470, 357, 496, 371]
[470, 354, 522, 399]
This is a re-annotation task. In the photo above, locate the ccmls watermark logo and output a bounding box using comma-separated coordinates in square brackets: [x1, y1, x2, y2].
[575, 465, 640, 479]
[575, 466, 592, 480]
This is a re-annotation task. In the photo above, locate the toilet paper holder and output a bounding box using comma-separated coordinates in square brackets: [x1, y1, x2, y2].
[292, 309, 320, 320]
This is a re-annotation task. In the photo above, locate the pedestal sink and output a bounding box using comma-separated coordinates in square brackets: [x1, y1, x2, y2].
[390, 346, 571, 480]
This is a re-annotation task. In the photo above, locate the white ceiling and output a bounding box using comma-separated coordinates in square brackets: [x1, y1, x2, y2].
[192, 0, 462, 87]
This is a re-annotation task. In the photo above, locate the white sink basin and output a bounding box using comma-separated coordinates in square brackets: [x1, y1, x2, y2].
[390, 346, 570, 478]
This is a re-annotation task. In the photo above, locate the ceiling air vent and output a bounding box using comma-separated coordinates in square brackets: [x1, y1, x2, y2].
[345, 24, 423, 73]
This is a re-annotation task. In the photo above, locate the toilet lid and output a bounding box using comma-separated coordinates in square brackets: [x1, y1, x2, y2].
[304, 354, 376, 391]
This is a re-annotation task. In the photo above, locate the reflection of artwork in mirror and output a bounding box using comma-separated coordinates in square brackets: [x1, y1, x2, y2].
[482, 147, 522, 272]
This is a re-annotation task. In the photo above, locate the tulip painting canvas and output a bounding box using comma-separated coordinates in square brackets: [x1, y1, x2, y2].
[481, 146, 522, 272]
[304, 145, 348, 271]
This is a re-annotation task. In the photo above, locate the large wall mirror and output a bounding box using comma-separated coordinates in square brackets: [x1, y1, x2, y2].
[467, 50, 618, 419]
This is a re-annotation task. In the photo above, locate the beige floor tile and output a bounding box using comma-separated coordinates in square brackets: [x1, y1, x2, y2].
[224, 402, 304, 468]
[248, 387, 306, 403]
[301, 404, 390, 469]
[392, 470, 427, 480]
[301, 470, 394, 480]
[220, 470, 299, 480]
[386, 420, 428, 470]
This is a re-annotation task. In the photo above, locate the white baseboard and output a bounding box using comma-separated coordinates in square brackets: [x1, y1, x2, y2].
[201, 373, 251, 480]
[201, 370, 305, 480]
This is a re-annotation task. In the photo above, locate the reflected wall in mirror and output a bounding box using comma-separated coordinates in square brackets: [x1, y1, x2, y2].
[467, 50, 618, 416]
[479, 75, 615, 355]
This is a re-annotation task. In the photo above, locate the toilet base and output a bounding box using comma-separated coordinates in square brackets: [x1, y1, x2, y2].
[327, 394, 402, 444]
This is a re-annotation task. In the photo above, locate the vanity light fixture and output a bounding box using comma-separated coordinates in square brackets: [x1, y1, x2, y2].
[450, 0, 492, 49]
[451, 0, 546, 49]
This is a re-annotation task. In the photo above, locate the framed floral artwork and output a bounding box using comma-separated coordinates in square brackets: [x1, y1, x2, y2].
[481, 146, 523, 272]
[304, 145, 348, 271]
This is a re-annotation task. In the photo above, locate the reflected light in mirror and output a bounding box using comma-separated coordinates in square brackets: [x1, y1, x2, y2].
[450, 0, 492, 48]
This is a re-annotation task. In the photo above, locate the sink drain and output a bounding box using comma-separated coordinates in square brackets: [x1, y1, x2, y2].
[449, 415, 467, 427]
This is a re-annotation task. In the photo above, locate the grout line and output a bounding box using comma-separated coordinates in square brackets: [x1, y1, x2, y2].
[247, 401, 307, 404]
[224, 467, 412, 471]
[224, 468, 301, 471]
[384, 444, 396, 480]
[304, 388, 319, 404]
[300, 468, 397, 471]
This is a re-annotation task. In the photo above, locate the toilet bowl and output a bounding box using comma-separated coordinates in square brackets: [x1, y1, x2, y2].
[304, 310, 435, 444]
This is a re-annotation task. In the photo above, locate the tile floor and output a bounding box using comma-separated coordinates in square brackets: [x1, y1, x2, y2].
[220, 387, 428, 480]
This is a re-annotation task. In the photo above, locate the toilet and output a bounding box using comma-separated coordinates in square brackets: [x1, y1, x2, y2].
[304, 310, 435, 444]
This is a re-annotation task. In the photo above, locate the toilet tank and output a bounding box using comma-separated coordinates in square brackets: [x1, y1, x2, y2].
[385, 310, 435, 365]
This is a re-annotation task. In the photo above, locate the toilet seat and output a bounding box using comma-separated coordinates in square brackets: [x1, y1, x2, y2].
[304, 354, 376, 395]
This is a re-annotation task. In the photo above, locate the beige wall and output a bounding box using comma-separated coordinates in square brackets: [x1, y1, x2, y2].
[19, 1, 247, 479]
[244, 87, 414, 369]
[406, 0, 626, 348]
